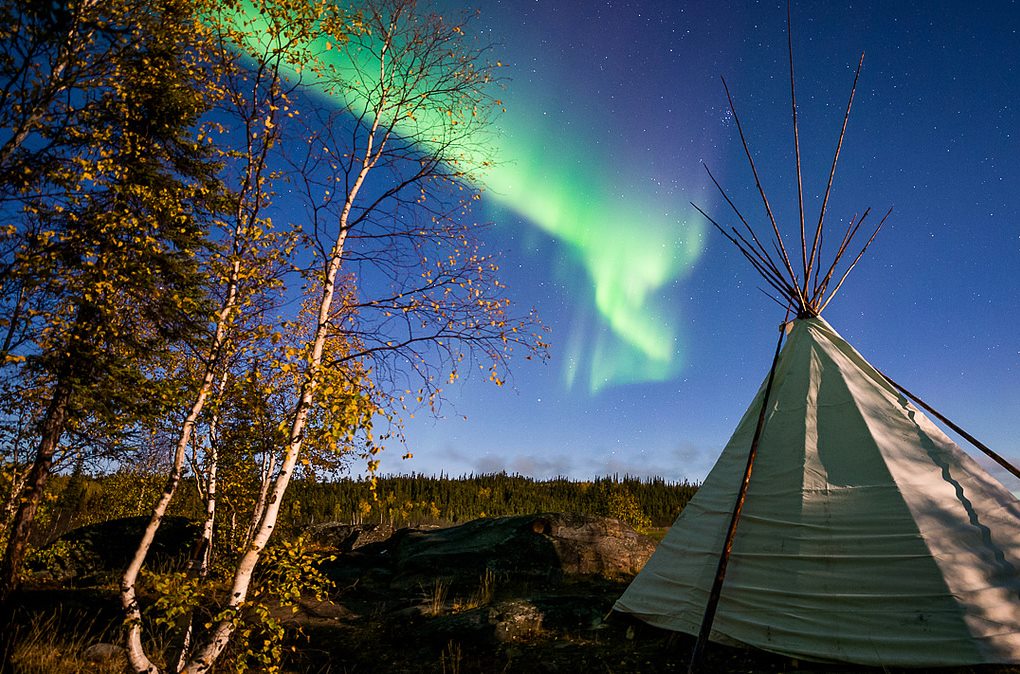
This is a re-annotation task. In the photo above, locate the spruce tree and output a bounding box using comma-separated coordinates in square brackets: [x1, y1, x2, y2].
[0, 0, 225, 596]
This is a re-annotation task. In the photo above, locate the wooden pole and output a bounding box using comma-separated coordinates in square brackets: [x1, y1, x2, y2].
[787, 0, 807, 282]
[805, 51, 865, 294]
[687, 320, 790, 673]
[878, 371, 1020, 481]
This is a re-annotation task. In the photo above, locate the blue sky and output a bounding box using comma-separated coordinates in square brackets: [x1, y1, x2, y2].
[379, 1, 1019, 488]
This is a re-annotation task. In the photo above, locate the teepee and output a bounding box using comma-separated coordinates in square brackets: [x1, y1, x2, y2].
[614, 12, 1020, 669]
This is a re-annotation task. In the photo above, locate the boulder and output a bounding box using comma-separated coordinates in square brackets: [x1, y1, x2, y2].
[419, 599, 544, 645]
[82, 642, 127, 664]
[30, 516, 200, 582]
[539, 513, 655, 577]
[490, 599, 545, 642]
[418, 594, 607, 646]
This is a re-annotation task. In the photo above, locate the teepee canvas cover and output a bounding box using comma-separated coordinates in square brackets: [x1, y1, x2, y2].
[614, 317, 1020, 665]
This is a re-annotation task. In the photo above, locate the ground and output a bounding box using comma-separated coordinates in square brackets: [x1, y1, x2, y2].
[4, 514, 1019, 673]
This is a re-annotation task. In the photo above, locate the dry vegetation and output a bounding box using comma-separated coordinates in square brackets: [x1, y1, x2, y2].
[4, 512, 1020, 674]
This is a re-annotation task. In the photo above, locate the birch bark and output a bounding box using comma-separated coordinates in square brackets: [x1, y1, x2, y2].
[182, 38, 391, 671]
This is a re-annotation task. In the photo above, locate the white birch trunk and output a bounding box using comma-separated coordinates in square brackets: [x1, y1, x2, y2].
[172, 369, 228, 672]
[244, 451, 276, 550]
[182, 59, 390, 671]
[119, 42, 280, 665]
[121, 271, 239, 674]
[198, 369, 228, 576]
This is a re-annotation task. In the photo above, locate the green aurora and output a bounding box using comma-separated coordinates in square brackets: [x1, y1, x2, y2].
[231, 4, 706, 393]
[480, 134, 705, 392]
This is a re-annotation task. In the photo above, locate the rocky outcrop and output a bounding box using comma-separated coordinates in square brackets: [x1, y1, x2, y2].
[29, 516, 200, 583]
[328, 513, 656, 594]
[421, 599, 546, 644]
[394, 513, 653, 578]
[304, 522, 396, 551]
[537, 513, 656, 577]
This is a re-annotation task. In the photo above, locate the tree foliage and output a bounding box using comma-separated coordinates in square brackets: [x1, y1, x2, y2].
[0, 0, 227, 596]
[1, 0, 547, 670]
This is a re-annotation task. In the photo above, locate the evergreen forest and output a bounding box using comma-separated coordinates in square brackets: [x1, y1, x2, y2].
[27, 471, 699, 546]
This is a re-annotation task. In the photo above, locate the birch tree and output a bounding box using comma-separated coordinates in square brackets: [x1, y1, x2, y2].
[173, 1, 543, 671]
[117, 1, 340, 670]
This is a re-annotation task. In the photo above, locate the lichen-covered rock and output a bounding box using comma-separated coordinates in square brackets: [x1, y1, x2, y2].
[82, 642, 126, 664]
[539, 513, 655, 577]
[417, 598, 544, 645]
[304, 522, 395, 551]
[489, 599, 544, 642]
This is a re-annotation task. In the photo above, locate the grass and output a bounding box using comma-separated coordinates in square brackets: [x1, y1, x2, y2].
[423, 577, 450, 616]
[463, 568, 496, 610]
[6, 610, 126, 674]
[439, 640, 462, 674]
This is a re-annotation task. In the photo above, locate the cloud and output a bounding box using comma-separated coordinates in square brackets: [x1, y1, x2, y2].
[402, 441, 716, 483]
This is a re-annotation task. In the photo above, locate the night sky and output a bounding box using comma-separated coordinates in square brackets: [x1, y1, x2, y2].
[385, 1, 1019, 486]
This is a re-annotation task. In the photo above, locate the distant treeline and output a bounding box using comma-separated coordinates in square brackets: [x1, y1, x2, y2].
[30, 471, 699, 542]
[284, 473, 700, 530]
